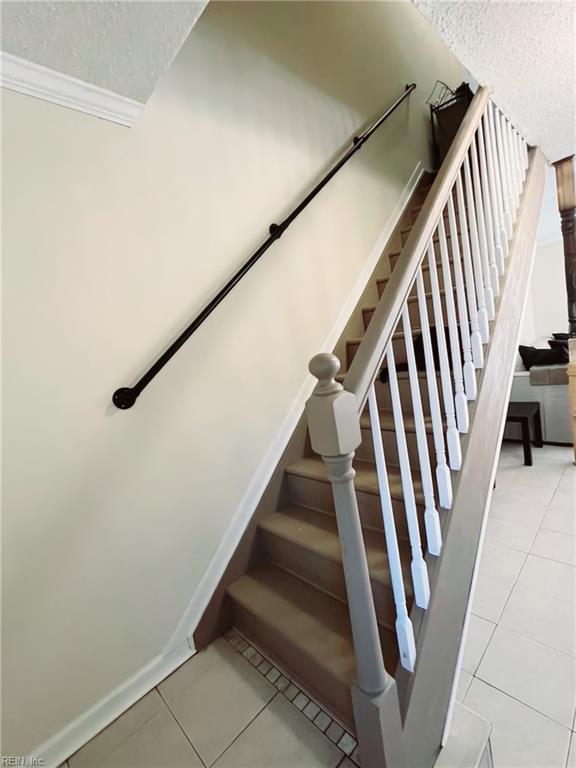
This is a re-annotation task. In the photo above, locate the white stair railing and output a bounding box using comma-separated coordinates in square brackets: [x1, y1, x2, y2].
[305, 87, 530, 768]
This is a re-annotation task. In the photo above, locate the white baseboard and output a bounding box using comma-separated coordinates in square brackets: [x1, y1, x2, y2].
[166, 160, 425, 653]
[0, 51, 143, 127]
[29, 641, 195, 768]
[27, 161, 423, 767]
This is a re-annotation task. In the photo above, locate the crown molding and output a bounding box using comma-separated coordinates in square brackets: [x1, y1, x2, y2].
[0, 51, 143, 127]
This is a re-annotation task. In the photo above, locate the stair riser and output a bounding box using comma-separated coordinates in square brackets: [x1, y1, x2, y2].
[409, 206, 450, 226]
[378, 265, 444, 295]
[375, 375, 437, 416]
[389, 252, 460, 288]
[259, 533, 398, 630]
[347, 335, 408, 369]
[229, 600, 355, 731]
[400, 226, 462, 248]
[286, 472, 424, 543]
[363, 292, 452, 332]
[356, 425, 435, 466]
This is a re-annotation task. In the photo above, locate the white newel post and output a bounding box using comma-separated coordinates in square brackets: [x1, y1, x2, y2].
[306, 353, 405, 768]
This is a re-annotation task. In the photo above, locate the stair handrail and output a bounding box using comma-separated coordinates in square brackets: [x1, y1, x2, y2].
[344, 86, 491, 411]
[112, 84, 417, 410]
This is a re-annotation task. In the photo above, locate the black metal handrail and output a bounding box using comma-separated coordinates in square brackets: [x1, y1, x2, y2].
[113, 83, 416, 409]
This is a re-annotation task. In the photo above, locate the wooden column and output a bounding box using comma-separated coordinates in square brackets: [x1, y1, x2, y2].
[553, 155, 576, 462]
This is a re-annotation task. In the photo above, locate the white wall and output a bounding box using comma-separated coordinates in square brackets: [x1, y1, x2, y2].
[2, 1, 465, 755]
[519, 166, 567, 344]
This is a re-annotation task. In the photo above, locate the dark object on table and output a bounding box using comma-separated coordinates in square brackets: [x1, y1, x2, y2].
[428, 81, 474, 170]
[518, 344, 568, 369]
[505, 402, 543, 466]
[552, 332, 569, 341]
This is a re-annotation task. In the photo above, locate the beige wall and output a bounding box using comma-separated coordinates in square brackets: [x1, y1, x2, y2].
[2, 1, 465, 754]
[520, 240, 567, 344]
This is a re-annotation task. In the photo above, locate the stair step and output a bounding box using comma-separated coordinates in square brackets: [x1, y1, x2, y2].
[400, 225, 462, 247]
[389, 249, 456, 273]
[227, 563, 398, 730]
[259, 506, 414, 630]
[359, 407, 433, 433]
[346, 332, 417, 368]
[287, 455, 425, 506]
[356, 406, 436, 465]
[362, 289, 449, 331]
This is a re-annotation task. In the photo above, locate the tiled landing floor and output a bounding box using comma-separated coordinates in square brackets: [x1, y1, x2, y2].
[64, 633, 357, 768]
[459, 442, 576, 768]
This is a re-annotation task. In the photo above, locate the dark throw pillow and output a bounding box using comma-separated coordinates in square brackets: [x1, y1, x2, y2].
[552, 333, 569, 341]
[518, 345, 567, 370]
[548, 338, 569, 358]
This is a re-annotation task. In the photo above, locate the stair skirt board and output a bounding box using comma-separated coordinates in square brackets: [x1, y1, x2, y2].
[167, 160, 425, 654]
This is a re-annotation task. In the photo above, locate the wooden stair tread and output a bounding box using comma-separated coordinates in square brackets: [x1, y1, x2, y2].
[259, 506, 414, 596]
[346, 327, 422, 348]
[287, 456, 425, 504]
[359, 407, 433, 433]
[227, 564, 357, 690]
[363, 287, 447, 313]
[227, 564, 398, 696]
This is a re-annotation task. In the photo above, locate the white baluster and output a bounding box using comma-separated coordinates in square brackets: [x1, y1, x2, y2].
[455, 170, 484, 368]
[401, 306, 442, 554]
[435, 221, 469, 431]
[446, 194, 477, 400]
[425, 242, 462, 470]
[499, 110, 516, 226]
[415, 269, 453, 507]
[367, 384, 417, 671]
[470, 137, 498, 305]
[511, 128, 522, 193]
[522, 135, 529, 173]
[488, 102, 510, 255]
[483, 109, 506, 274]
[477, 118, 501, 292]
[515, 129, 527, 185]
[506, 118, 520, 209]
[386, 342, 430, 609]
[464, 152, 495, 324]
[492, 103, 513, 239]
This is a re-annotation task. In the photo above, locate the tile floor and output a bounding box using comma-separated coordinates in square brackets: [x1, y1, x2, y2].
[65, 632, 358, 768]
[61, 441, 574, 768]
[459, 441, 576, 768]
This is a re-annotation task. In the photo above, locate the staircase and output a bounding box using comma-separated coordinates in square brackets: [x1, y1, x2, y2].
[197, 87, 547, 768]
[226, 177, 435, 732]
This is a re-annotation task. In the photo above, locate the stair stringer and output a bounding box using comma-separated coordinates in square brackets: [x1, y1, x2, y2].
[400, 148, 547, 768]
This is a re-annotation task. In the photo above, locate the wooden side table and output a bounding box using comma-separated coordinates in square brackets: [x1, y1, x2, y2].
[505, 401, 543, 466]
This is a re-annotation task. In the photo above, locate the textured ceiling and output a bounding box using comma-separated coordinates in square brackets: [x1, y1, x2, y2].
[414, 0, 576, 162]
[0, 0, 208, 102]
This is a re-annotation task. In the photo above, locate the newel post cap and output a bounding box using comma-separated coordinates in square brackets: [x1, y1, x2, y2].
[306, 353, 362, 457]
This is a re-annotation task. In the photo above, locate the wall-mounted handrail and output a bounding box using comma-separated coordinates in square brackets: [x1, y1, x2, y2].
[343, 86, 491, 411]
[112, 83, 417, 409]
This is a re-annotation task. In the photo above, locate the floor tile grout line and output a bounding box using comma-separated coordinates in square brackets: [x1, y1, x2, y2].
[155, 685, 208, 768]
[471, 450, 560, 673]
[225, 629, 359, 764]
[203, 690, 281, 768]
[469, 676, 575, 733]
[470, 449, 576, 750]
[66, 696, 166, 767]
